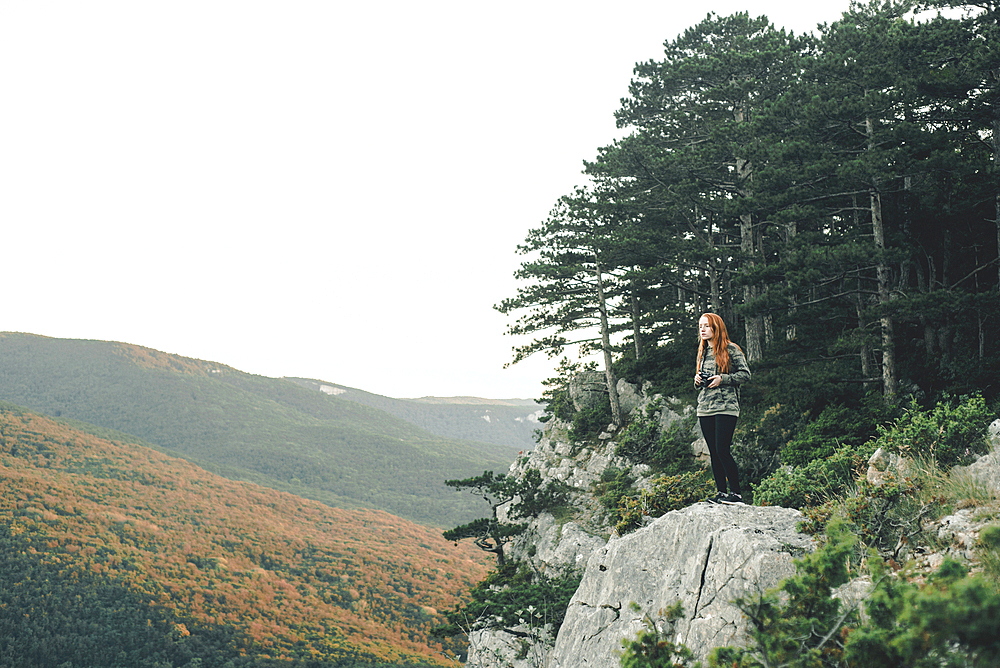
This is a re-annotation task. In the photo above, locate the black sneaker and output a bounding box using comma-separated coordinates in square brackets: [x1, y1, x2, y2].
[705, 492, 726, 504]
[723, 493, 744, 504]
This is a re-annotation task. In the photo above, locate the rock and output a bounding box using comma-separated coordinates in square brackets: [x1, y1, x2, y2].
[570, 372, 609, 412]
[950, 420, 1000, 494]
[518, 514, 607, 572]
[952, 453, 1000, 494]
[549, 503, 813, 667]
[988, 419, 1000, 452]
[867, 447, 908, 487]
[617, 379, 644, 416]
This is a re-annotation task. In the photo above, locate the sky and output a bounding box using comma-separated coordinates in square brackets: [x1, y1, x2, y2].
[1, 0, 851, 400]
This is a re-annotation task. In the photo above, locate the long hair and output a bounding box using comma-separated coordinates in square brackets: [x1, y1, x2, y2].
[696, 313, 740, 374]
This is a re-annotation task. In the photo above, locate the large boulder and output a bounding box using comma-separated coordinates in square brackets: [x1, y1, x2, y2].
[950, 418, 1000, 493]
[570, 372, 609, 412]
[549, 503, 813, 667]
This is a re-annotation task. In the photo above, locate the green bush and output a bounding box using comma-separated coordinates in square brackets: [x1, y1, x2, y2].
[615, 404, 698, 475]
[593, 466, 636, 519]
[872, 395, 992, 469]
[614, 470, 715, 536]
[433, 562, 582, 641]
[781, 403, 875, 467]
[620, 602, 698, 668]
[753, 439, 876, 509]
[570, 401, 614, 443]
[733, 403, 802, 491]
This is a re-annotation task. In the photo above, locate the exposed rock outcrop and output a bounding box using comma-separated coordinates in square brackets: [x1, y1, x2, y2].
[950, 418, 1000, 491]
[549, 503, 812, 667]
[469, 378, 818, 667]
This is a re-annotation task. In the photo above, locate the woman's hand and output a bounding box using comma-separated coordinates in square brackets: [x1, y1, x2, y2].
[707, 375, 722, 388]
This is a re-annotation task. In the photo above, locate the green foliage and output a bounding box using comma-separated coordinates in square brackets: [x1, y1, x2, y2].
[433, 562, 583, 642]
[570, 400, 614, 443]
[781, 404, 878, 468]
[755, 395, 995, 514]
[977, 524, 1000, 591]
[537, 358, 588, 425]
[620, 602, 700, 668]
[871, 395, 991, 469]
[732, 403, 799, 492]
[616, 403, 699, 476]
[840, 557, 1000, 668]
[753, 439, 877, 510]
[594, 466, 636, 519]
[806, 474, 936, 564]
[610, 471, 715, 536]
[443, 469, 572, 565]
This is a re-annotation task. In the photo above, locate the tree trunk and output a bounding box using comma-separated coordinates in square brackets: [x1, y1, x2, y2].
[741, 210, 763, 362]
[595, 261, 622, 427]
[994, 113, 1000, 288]
[867, 114, 897, 401]
[630, 289, 644, 360]
[855, 290, 873, 380]
[871, 185, 898, 400]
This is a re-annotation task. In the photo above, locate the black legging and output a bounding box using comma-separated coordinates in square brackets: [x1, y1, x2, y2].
[699, 414, 741, 495]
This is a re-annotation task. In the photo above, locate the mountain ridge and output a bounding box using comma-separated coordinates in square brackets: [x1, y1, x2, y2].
[285, 377, 542, 451]
[0, 332, 518, 527]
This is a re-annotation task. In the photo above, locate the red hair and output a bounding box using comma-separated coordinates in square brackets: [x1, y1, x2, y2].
[696, 313, 740, 374]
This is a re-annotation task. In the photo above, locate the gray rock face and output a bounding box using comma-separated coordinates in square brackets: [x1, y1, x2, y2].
[522, 514, 607, 572]
[549, 503, 813, 667]
[570, 372, 609, 412]
[947, 418, 1000, 493]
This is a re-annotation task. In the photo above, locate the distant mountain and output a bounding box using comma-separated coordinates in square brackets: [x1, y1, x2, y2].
[285, 378, 543, 451]
[0, 332, 518, 527]
[0, 402, 486, 666]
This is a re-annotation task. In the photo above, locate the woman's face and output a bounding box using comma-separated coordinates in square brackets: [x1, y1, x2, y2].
[699, 316, 714, 341]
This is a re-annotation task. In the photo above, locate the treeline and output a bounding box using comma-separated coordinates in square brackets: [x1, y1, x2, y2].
[499, 0, 1000, 424]
[0, 403, 487, 667]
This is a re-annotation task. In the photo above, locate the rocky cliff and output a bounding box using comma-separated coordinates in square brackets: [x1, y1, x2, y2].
[467, 380, 820, 667]
[550, 503, 812, 667]
[468, 380, 1000, 667]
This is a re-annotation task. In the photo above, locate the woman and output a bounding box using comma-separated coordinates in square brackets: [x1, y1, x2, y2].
[694, 313, 751, 504]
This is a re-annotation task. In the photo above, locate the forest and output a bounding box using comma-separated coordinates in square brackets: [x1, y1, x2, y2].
[473, 1, 1000, 663]
[0, 402, 489, 667]
[499, 0, 1000, 434]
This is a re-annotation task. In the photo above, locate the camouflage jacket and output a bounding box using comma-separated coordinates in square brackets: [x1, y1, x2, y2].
[696, 343, 751, 416]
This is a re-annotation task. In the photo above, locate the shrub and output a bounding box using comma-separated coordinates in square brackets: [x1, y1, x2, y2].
[733, 403, 801, 490]
[570, 401, 614, 443]
[432, 561, 582, 641]
[977, 523, 1000, 591]
[616, 404, 698, 475]
[620, 602, 698, 668]
[593, 466, 636, 521]
[781, 403, 875, 467]
[753, 439, 876, 509]
[873, 395, 992, 469]
[614, 470, 715, 536]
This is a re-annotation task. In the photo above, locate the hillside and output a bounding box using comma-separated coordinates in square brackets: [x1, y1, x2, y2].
[285, 378, 542, 451]
[0, 332, 516, 527]
[0, 402, 488, 667]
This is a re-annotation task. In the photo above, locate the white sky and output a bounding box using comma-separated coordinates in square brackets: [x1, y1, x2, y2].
[1, 0, 848, 400]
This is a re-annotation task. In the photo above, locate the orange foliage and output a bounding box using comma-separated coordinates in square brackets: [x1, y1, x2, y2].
[0, 405, 489, 665]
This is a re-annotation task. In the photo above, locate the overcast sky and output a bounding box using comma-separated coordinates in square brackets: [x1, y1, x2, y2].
[1, 0, 849, 400]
